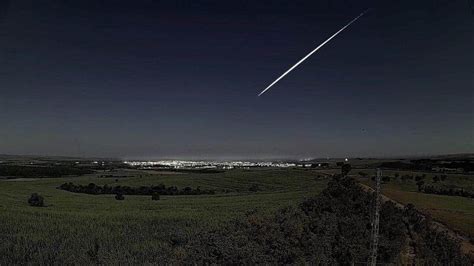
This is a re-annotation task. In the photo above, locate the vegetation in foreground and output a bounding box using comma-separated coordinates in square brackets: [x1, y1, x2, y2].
[0, 168, 326, 264]
[0, 166, 471, 264]
[181, 177, 470, 265]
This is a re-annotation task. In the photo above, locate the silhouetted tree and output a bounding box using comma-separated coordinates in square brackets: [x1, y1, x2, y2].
[416, 180, 425, 192]
[415, 175, 424, 182]
[152, 192, 160, 200]
[28, 193, 44, 207]
[358, 172, 368, 177]
[341, 164, 352, 176]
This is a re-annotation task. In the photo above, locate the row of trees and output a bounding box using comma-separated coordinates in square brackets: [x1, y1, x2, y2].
[57, 182, 215, 196]
[380, 159, 474, 172]
[114, 192, 160, 201]
[418, 184, 474, 198]
[0, 165, 93, 178]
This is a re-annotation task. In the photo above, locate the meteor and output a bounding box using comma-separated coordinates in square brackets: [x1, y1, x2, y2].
[258, 10, 369, 96]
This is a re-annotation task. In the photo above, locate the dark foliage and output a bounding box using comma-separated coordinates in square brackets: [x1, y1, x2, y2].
[381, 160, 474, 172]
[416, 180, 425, 191]
[115, 193, 124, 200]
[403, 204, 471, 265]
[180, 177, 405, 264]
[248, 184, 261, 192]
[358, 171, 368, 177]
[175, 177, 471, 265]
[438, 161, 474, 172]
[380, 161, 429, 171]
[341, 163, 352, 176]
[151, 193, 160, 200]
[401, 174, 414, 182]
[28, 193, 44, 207]
[58, 182, 215, 196]
[0, 165, 93, 178]
[419, 185, 474, 198]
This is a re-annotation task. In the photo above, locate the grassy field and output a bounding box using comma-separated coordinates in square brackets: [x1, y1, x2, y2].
[0, 168, 327, 263]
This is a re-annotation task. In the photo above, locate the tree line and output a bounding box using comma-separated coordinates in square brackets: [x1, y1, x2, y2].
[380, 160, 474, 172]
[0, 165, 93, 178]
[57, 182, 215, 196]
[418, 184, 474, 198]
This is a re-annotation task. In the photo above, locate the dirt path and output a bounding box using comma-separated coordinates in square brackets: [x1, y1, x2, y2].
[358, 182, 474, 260]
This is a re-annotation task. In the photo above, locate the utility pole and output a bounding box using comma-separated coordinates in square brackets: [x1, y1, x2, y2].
[369, 168, 382, 266]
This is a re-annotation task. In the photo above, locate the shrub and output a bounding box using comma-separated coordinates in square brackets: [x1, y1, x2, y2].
[416, 180, 425, 191]
[249, 184, 261, 192]
[152, 192, 160, 200]
[115, 193, 124, 200]
[341, 163, 352, 176]
[28, 193, 44, 207]
[415, 175, 424, 182]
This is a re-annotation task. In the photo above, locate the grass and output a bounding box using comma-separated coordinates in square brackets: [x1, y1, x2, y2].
[0, 168, 328, 263]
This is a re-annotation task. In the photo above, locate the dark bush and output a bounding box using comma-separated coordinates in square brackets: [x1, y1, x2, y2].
[151, 193, 160, 200]
[248, 184, 261, 192]
[341, 163, 352, 176]
[28, 193, 44, 207]
[416, 180, 425, 191]
[115, 193, 124, 200]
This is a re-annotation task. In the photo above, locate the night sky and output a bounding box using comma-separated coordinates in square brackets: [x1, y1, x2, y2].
[0, 0, 472, 159]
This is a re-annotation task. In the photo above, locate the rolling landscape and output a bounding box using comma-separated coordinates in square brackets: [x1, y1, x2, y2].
[0, 155, 472, 264]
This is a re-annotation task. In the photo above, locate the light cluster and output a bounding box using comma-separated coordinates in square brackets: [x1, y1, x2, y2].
[123, 160, 297, 169]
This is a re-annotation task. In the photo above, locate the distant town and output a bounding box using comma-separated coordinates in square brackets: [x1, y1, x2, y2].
[123, 160, 308, 169]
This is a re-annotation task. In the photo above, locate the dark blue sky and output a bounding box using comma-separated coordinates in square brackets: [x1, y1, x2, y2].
[0, 0, 472, 159]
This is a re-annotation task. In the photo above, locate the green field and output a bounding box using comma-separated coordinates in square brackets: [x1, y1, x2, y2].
[0, 168, 327, 263]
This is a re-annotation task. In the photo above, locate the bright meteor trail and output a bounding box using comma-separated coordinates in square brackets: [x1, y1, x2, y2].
[258, 10, 369, 96]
